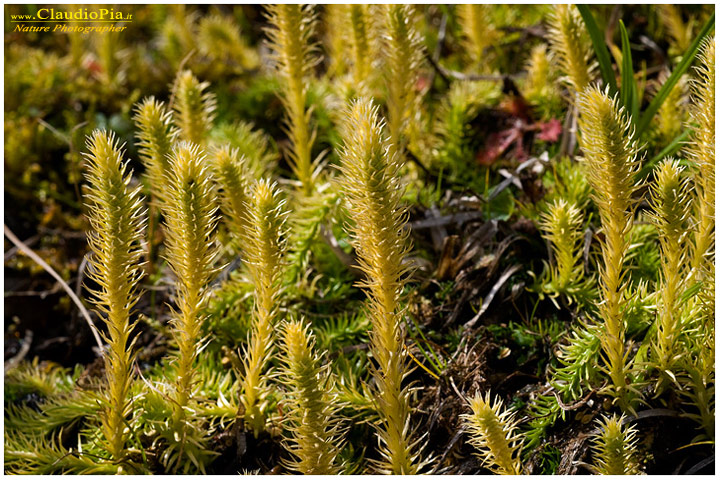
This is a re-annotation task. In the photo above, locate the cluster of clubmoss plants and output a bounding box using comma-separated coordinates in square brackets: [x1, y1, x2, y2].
[518, 9, 715, 475]
[4, 4, 715, 475]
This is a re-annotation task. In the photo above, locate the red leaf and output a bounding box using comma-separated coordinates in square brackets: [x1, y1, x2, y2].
[416, 75, 431, 92]
[477, 125, 522, 166]
[83, 57, 103, 75]
[537, 118, 563, 142]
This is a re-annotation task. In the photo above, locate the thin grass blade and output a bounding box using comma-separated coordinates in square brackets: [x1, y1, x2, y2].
[636, 12, 715, 138]
[619, 21, 639, 122]
[576, 5, 617, 95]
[637, 126, 693, 180]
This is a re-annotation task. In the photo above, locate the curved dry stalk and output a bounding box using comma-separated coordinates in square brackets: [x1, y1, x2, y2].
[3, 224, 103, 351]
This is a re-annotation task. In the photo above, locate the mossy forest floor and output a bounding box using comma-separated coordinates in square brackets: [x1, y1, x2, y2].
[5, 194, 713, 474]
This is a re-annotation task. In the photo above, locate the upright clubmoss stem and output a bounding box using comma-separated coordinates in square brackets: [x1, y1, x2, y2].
[338, 98, 420, 474]
[457, 4, 495, 71]
[682, 38, 715, 441]
[83, 130, 146, 465]
[548, 4, 594, 95]
[171, 70, 216, 146]
[349, 4, 371, 91]
[133, 97, 178, 203]
[211, 146, 250, 241]
[687, 38, 715, 278]
[239, 179, 288, 436]
[133, 97, 178, 274]
[591, 414, 640, 475]
[161, 142, 220, 424]
[324, 5, 350, 78]
[278, 319, 343, 474]
[264, 4, 320, 196]
[649, 159, 691, 378]
[383, 4, 423, 163]
[462, 393, 522, 475]
[539, 199, 585, 295]
[577, 86, 641, 411]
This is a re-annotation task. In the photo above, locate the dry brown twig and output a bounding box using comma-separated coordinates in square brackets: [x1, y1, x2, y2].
[4, 224, 104, 352]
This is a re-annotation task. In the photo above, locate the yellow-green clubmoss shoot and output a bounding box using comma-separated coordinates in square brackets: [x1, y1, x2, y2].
[457, 4, 496, 70]
[687, 38, 715, 277]
[649, 159, 691, 379]
[547, 4, 595, 95]
[133, 96, 178, 202]
[264, 4, 320, 196]
[338, 98, 421, 474]
[239, 179, 289, 436]
[577, 85, 641, 411]
[462, 392, 522, 475]
[161, 142, 220, 421]
[278, 319, 344, 474]
[539, 199, 585, 297]
[210, 145, 250, 240]
[383, 4, 423, 161]
[83, 130, 146, 466]
[591, 414, 641, 475]
[171, 70, 217, 145]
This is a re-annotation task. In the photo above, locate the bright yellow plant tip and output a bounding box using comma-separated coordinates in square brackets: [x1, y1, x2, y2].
[548, 4, 595, 95]
[591, 414, 641, 475]
[279, 319, 344, 474]
[171, 70, 216, 146]
[462, 392, 522, 475]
